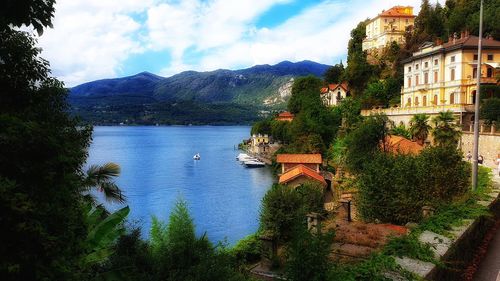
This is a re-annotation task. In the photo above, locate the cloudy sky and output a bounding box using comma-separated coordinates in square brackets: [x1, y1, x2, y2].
[37, 0, 428, 86]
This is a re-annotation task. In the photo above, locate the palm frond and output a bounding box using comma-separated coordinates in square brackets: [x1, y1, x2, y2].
[100, 181, 126, 204]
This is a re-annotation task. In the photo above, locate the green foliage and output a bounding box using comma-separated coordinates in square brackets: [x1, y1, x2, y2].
[327, 253, 404, 281]
[324, 62, 345, 84]
[83, 162, 125, 204]
[362, 78, 402, 109]
[356, 146, 470, 224]
[260, 184, 324, 241]
[343, 114, 390, 173]
[390, 123, 412, 140]
[285, 228, 335, 281]
[446, 0, 500, 40]
[82, 205, 130, 266]
[229, 233, 261, 264]
[0, 14, 93, 280]
[431, 111, 462, 147]
[480, 98, 500, 125]
[287, 76, 323, 114]
[409, 113, 431, 144]
[383, 235, 435, 262]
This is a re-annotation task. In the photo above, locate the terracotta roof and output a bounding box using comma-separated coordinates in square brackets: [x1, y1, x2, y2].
[320, 82, 349, 94]
[379, 6, 415, 18]
[279, 164, 327, 186]
[382, 135, 423, 155]
[442, 35, 500, 49]
[277, 111, 294, 118]
[276, 154, 322, 164]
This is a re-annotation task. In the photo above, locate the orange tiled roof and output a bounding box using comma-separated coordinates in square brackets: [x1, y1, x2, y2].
[277, 111, 294, 118]
[321, 82, 349, 94]
[382, 135, 423, 155]
[379, 6, 415, 18]
[276, 154, 322, 164]
[279, 164, 327, 186]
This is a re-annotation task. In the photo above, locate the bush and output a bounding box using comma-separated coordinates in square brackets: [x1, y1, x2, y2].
[357, 146, 470, 224]
[230, 233, 261, 264]
[260, 184, 324, 241]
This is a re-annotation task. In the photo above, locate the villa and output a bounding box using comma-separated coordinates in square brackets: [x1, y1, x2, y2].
[362, 6, 416, 52]
[362, 34, 500, 128]
[276, 154, 326, 188]
[320, 82, 350, 107]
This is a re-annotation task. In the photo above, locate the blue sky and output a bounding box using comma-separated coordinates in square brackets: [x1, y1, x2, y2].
[37, 0, 425, 86]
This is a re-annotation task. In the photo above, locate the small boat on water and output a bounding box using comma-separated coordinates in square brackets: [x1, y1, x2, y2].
[236, 153, 249, 161]
[193, 153, 201, 160]
[244, 160, 265, 168]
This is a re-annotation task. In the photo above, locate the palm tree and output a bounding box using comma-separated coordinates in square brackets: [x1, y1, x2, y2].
[409, 114, 431, 145]
[431, 111, 461, 147]
[82, 162, 125, 204]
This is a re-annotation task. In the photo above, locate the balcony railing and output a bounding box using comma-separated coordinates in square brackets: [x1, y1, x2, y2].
[361, 104, 475, 117]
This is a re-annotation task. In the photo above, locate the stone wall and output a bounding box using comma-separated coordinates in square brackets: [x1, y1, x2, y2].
[460, 131, 500, 169]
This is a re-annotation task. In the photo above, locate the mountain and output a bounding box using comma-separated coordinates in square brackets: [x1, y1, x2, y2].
[69, 60, 331, 125]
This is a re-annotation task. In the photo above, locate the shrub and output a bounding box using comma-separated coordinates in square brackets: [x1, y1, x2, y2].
[230, 233, 261, 264]
[356, 146, 470, 225]
[260, 184, 324, 241]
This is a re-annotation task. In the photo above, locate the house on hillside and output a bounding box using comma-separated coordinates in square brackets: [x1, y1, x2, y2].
[362, 6, 416, 52]
[250, 134, 269, 154]
[275, 111, 294, 122]
[362, 34, 500, 128]
[320, 82, 350, 107]
[276, 154, 326, 188]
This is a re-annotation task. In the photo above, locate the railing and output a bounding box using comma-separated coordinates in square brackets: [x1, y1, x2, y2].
[361, 104, 475, 116]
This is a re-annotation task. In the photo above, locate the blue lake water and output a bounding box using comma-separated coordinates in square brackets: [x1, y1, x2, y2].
[87, 126, 275, 244]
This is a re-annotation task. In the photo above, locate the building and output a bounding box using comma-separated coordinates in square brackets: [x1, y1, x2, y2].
[382, 135, 424, 155]
[276, 154, 322, 174]
[278, 164, 327, 188]
[275, 111, 295, 122]
[320, 82, 350, 107]
[362, 6, 415, 52]
[250, 134, 269, 154]
[362, 34, 500, 127]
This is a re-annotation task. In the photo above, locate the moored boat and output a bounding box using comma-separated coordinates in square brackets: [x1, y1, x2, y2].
[193, 153, 201, 160]
[244, 160, 265, 168]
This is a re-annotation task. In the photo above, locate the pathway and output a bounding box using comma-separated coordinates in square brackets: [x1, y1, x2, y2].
[473, 173, 500, 281]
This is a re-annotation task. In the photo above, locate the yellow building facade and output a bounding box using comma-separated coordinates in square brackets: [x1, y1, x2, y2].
[362, 35, 500, 128]
[362, 6, 415, 52]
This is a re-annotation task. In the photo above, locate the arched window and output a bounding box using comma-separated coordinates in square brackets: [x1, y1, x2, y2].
[450, 93, 455, 104]
[407, 97, 412, 107]
[433, 95, 438, 105]
[423, 96, 427, 106]
[415, 97, 419, 106]
[471, 90, 476, 104]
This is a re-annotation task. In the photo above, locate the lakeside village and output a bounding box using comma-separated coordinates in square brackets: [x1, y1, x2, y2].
[236, 3, 500, 280]
[4, 1, 500, 281]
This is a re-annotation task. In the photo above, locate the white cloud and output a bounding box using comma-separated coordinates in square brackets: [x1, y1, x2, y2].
[37, 0, 154, 86]
[37, 0, 438, 85]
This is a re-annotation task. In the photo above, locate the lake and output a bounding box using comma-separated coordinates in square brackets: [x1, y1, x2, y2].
[87, 126, 275, 244]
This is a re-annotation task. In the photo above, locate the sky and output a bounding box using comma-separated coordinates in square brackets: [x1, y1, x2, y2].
[36, 0, 429, 87]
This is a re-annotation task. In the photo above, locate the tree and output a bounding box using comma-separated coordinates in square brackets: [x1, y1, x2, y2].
[324, 62, 345, 84]
[83, 162, 126, 204]
[480, 98, 500, 125]
[409, 113, 432, 145]
[1, 2, 93, 280]
[431, 111, 461, 147]
[287, 76, 323, 114]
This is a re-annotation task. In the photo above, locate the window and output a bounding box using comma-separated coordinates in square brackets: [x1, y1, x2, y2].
[416, 64, 419, 70]
[423, 96, 427, 106]
[406, 19, 409, 23]
[408, 66, 412, 72]
[487, 68, 493, 77]
[433, 95, 438, 105]
[424, 62, 428, 68]
[473, 67, 477, 78]
[450, 68, 455, 80]
[434, 71, 438, 83]
[451, 56, 455, 63]
[407, 98, 411, 106]
[408, 77, 412, 87]
[450, 93, 455, 104]
[487, 54, 493, 60]
[385, 19, 387, 23]
[424, 72, 428, 84]
[434, 59, 438, 65]
[473, 54, 478, 60]
[415, 97, 419, 105]
[415, 75, 419, 85]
